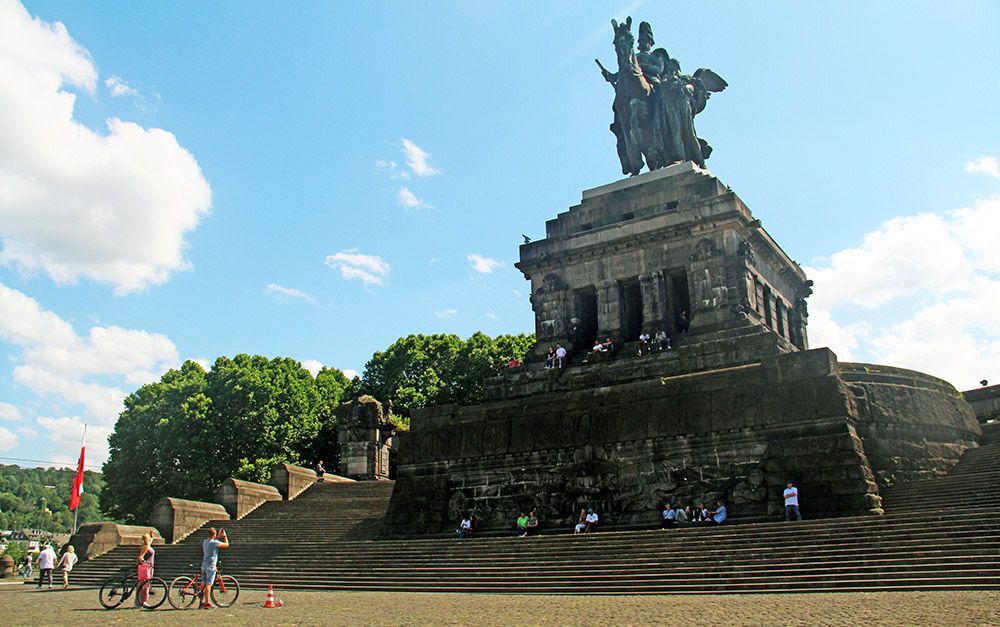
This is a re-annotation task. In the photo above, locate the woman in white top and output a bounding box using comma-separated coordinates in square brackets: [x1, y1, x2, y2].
[57, 545, 78, 589]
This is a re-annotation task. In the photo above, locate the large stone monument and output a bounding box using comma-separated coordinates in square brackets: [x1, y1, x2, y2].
[381, 17, 981, 535]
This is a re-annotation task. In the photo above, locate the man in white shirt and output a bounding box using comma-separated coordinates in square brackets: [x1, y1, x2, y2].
[584, 509, 599, 532]
[784, 481, 802, 521]
[555, 344, 567, 368]
[36, 544, 56, 588]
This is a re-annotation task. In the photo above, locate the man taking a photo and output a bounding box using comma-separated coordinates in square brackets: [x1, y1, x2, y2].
[201, 527, 230, 609]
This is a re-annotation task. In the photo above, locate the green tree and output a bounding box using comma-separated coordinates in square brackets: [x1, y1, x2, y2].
[358, 332, 535, 422]
[101, 356, 350, 523]
[205, 355, 323, 483]
[0, 464, 105, 532]
[102, 360, 211, 523]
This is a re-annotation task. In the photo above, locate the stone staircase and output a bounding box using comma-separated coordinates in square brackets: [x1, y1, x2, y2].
[67, 424, 1000, 594]
[68, 480, 396, 587]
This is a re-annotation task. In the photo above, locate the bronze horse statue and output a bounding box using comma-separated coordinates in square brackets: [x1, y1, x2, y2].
[598, 17, 728, 176]
[606, 17, 657, 176]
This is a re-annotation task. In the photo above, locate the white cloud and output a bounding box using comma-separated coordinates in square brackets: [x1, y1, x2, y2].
[398, 186, 431, 209]
[376, 159, 409, 181]
[805, 196, 1000, 389]
[14, 365, 127, 425]
[0, 281, 181, 464]
[191, 357, 211, 371]
[0, 401, 25, 423]
[965, 156, 1000, 179]
[468, 254, 502, 274]
[342, 368, 360, 381]
[301, 359, 324, 377]
[485, 312, 499, 321]
[265, 283, 316, 304]
[36, 416, 109, 467]
[401, 139, 439, 177]
[0, 427, 17, 452]
[0, 2, 212, 294]
[434, 309, 458, 319]
[512, 290, 523, 299]
[16, 425, 38, 438]
[105, 75, 137, 98]
[325, 251, 390, 286]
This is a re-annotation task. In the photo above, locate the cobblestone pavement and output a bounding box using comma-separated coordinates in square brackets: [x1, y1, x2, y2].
[1, 584, 999, 626]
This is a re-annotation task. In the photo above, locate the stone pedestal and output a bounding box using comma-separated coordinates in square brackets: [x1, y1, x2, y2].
[147, 498, 229, 544]
[269, 463, 317, 500]
[517, 162, 812, 359]
[67, 523, 165, 561]
[337, 396, 395, 481]
[214, 478, 282, 519]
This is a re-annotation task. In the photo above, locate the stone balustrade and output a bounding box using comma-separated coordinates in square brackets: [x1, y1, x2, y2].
[214, 478, 282, 519]
[269, 463, 317, 500]
[68, 522, 165, 560]
[148, 497, 229, 543]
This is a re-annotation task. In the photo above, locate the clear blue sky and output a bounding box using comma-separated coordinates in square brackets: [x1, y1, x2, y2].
[2, 1, 998, 468]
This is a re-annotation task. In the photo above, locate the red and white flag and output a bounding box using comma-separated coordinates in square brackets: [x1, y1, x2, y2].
[70, 424, 87, 511]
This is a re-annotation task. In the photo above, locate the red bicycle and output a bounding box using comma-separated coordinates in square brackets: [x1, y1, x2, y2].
[167, 562, 240, 609]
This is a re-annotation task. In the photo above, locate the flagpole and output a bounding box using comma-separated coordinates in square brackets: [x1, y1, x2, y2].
[72, 424, 87, 536]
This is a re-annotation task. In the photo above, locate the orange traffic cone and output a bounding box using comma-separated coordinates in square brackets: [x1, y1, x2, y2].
[262, 585, 277, 608]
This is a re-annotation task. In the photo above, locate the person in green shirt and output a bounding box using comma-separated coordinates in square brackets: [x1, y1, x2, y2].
[516, 513, 529, 537]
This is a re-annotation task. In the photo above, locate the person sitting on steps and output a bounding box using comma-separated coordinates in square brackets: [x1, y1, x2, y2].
[638, 332, 651, 355]
[526, 511, 540, 536]
[584, 508, 599, 532]
[457, 514, 473, 539]
[516, 512, 529, 537]
[709, 500, 727, 524]
[661, 501, 675, 529]
[574, 508, 588, 534]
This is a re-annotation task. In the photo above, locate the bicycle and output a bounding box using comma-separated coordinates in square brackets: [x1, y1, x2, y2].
[168, 562, 240, 609]
[98, 565, 168, 610]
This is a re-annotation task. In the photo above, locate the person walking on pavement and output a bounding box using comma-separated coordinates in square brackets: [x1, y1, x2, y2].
[56, 545, 78, 589]
[784, 481, 802, 521]
[36, 544, 56, 588]
[201, 527, 230, 609]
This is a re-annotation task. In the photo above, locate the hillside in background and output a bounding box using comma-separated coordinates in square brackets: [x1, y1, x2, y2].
[0, 464, 104, 532]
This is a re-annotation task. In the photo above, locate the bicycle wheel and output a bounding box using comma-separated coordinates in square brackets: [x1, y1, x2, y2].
[168, 576, 199, 610]
[138, 577, 168, 609]
[211, 575, 240, 608]
[98, 579, 129, 609]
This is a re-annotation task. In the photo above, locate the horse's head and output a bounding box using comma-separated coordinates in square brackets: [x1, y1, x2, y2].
[610, 17, 635, 60]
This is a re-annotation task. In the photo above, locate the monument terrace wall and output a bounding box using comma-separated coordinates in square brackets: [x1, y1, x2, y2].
[383, 346, 980, 535]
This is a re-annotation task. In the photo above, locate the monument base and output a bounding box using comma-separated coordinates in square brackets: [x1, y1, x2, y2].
[384, 347, 978, 535]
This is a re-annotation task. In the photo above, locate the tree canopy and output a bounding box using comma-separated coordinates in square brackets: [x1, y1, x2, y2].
[358, 332, 534, 422]
[101, 357, 350, 523]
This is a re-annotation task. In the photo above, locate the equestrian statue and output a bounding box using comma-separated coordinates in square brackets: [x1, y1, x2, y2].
[597, 18, 728, 176]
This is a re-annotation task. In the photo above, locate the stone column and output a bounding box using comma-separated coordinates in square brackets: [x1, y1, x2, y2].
[639, 272, 666, 329]
[791, 297, 809, 350]
[596, 280, 621, 338]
